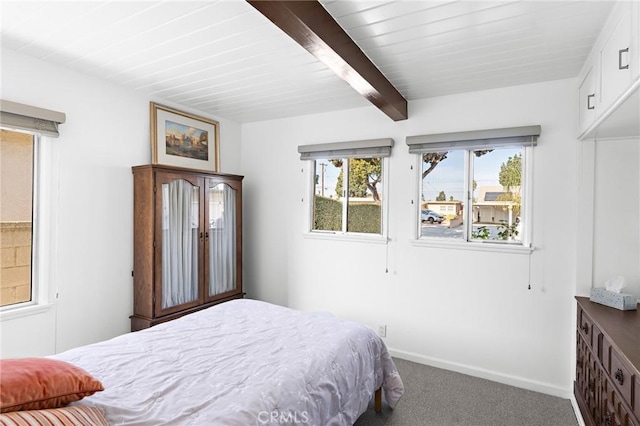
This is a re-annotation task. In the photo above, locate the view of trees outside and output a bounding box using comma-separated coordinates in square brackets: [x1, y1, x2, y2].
[497, 153, 522, 218]
[333, 158, 382, 201]
[312, 158, 382, 234]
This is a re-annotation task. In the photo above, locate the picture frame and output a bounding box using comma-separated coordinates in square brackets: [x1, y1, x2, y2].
[150, 102, 219, 171]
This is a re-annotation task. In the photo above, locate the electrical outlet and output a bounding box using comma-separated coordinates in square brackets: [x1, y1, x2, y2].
[378, 324, 387, 338]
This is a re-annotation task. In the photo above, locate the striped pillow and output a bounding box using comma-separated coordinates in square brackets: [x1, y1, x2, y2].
[0, 406, 107, 426]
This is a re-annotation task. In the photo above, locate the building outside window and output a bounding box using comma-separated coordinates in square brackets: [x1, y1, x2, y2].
[407, 126, 539, 247]
[0, 129, 35, 307]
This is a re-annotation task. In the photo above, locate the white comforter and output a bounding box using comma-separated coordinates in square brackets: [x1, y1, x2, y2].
[54, 299, 404, 425]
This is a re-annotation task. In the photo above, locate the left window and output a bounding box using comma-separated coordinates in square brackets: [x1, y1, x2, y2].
[0, 100, 65, 314]
[1, 129, 36, 307]
[312, 157, 384, 234]
[299, 138, 393, 237]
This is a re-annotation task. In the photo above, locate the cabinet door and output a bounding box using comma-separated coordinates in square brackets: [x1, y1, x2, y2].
[578, 66, 597, 133]
[205, 178, 241, 300]
[600, 8, 632, 111]
[155, 173, 204, 316]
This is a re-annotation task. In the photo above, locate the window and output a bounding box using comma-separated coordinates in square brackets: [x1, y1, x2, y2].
[311, 157, 384, 234]
[299, 138, 392, 237]
[0, 130, 35, 307]
[408, 126, 539, 247]
[0, 100, 65, 313]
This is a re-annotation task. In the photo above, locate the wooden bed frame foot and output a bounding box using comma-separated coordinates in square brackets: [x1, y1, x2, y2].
[374, 387, 382, 413]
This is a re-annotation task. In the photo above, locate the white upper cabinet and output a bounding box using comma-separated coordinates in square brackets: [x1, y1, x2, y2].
[578, 1, 640, 140]
[578, 66, 597, 133]
[599, 7, 632, 111]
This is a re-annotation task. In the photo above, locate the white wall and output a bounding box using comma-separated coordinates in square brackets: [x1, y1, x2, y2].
[0, 48, 242, 358]
[242, 79, 581, 397]
[593, 138, 640, 296]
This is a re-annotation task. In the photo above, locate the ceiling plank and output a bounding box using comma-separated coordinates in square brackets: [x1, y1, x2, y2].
[247, 0, 408, 121]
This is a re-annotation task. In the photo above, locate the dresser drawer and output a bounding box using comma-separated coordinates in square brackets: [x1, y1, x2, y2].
[609, 350, 636, 410]
[578, 307, 593, 343]
[579, 307, 601, 354]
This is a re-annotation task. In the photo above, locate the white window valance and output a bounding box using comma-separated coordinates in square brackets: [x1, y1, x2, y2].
[298, 138, 393, 160]
[406, 125, 541, 154]
[0, 99, 66, 138]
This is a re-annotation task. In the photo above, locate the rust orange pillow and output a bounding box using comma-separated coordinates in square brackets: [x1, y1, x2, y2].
[0, 358, 104, 413]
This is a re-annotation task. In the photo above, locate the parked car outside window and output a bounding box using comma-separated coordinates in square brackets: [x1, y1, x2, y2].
[421, 209, 444, 224]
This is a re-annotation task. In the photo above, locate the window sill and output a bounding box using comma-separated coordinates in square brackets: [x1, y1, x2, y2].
[304, 232, 388, 244]
[411, 238, 534, 254]
[0, 303, 53, 321]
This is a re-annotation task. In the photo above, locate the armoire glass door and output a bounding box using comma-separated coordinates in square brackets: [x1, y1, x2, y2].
[207, 182, 237, 297]
[160, 178, 200, 311]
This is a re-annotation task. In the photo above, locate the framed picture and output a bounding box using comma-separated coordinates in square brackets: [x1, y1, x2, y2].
[150, 102, 219, 171]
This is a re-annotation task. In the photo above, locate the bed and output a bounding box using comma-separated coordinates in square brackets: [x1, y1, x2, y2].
[49, 299, 404, 425]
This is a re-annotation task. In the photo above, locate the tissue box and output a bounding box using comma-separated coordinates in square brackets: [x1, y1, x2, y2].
[590, 288, 638, 311]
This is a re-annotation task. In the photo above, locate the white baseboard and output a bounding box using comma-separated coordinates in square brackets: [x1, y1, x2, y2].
[389, 347, 573, 399]
[570, 395, 586, 426]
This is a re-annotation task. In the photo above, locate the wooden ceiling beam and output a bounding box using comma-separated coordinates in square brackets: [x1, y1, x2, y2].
[247, 0, 408, 121]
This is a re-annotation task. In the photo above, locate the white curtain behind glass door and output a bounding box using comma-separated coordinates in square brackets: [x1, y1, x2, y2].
[162, 180, 199, 309]
[209, 184, 236, 295]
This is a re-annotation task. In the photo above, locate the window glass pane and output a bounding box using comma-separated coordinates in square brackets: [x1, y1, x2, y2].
[0, 130, 34, 307]
[471, 147, 523, 242]
[312, 159, 342, 231]
[346, 158, 382, 234]
[421, 151, 464, 239]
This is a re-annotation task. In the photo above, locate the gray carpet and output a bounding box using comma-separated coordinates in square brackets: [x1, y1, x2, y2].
[355, 358, 578, 426]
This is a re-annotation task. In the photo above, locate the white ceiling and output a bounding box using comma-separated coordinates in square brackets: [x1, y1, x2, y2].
[0, 0, 615, 123]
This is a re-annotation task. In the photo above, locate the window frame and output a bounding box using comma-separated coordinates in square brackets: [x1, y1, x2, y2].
[414, 144, 534, 252]
[305, 156, 390, 242]
[1, 131, 56, 319]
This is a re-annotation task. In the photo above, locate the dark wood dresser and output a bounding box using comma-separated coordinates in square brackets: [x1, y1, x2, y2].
[575, 296, 640, 426]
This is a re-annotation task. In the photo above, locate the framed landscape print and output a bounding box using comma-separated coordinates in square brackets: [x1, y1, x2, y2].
[150, 102, 219, 171]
